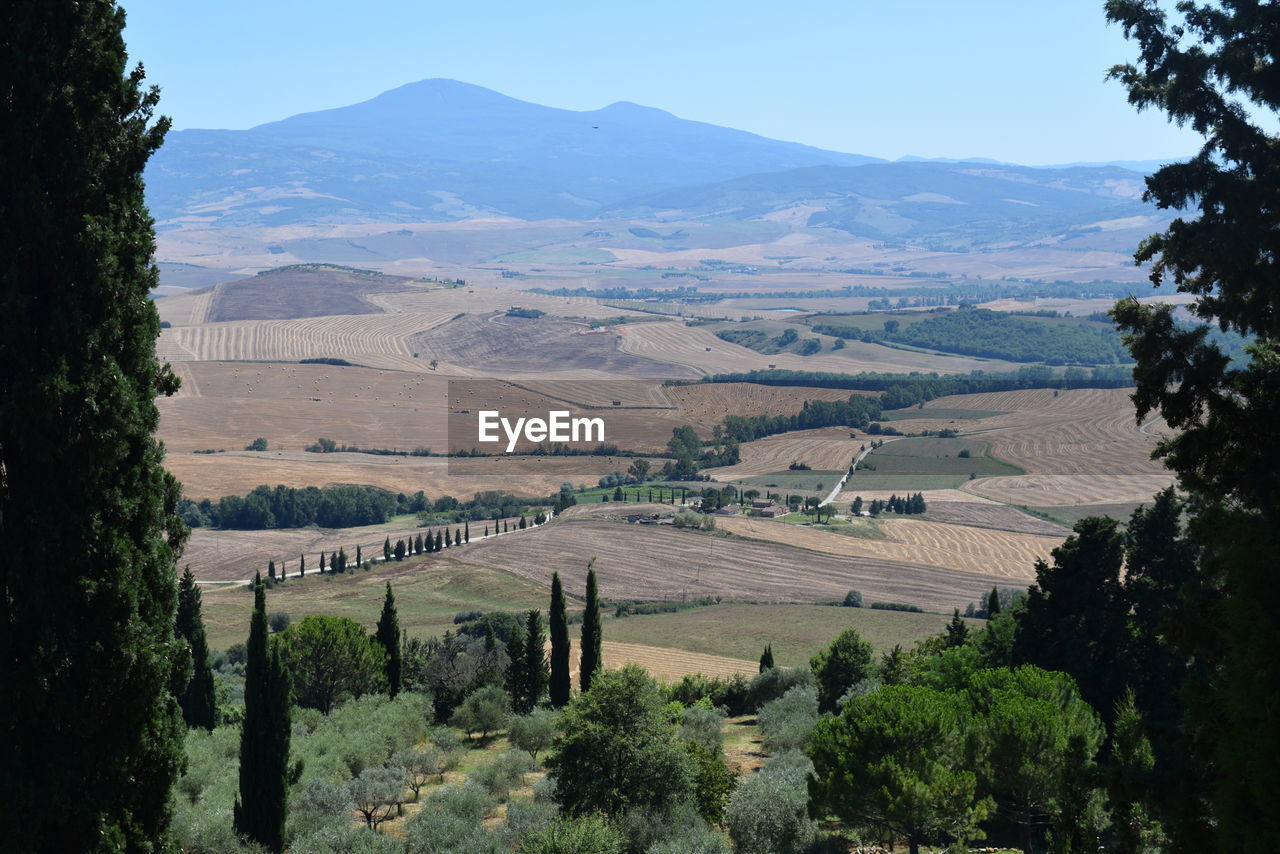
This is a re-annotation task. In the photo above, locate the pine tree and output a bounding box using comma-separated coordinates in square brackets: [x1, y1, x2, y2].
[520, 609, 548, 713]
[177, 566, 218, 731]
[505, 622, 527, 708]
[580, 566, 603, 692]
[383, 537, 392, 561]
[759, 644, 775, 672]
[234, 575, 291, 852]
[375, 583, 402, 698]
[0, 8, 188, 846]
[987, 587, 1001, 617]
[549, 572, 571, 707]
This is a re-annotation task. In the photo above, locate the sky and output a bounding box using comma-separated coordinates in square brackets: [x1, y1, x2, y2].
[120, 0, 1205, 166]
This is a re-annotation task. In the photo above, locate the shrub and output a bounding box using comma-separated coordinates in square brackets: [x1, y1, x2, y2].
[469, 750, 536, 802]
[758, 685, 820, 753]
[516, 815, 622, 854]
[290, 823, 404, 854]
[501, 798, 560, 848]
[725, 751, 819, 854]
[747, 666, 815, 711]
[267, 611, 291, 633]
[405, 808, 503, 854]
[842, 590, 863, 608]
[509, 708, 560, 762]
[679, 703, 726, 754]
[451, 684, 510, 742]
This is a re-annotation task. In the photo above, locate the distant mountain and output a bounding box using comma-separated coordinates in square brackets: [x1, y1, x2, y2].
[145, 78, 882, 226]
[601, 160, 1155, 250]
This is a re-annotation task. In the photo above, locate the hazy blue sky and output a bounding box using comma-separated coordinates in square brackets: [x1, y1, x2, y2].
[121, 0, 1202, 165]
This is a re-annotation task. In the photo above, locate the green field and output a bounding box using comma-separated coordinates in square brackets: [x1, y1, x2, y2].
[200, 561, 552, 651]
[864, 437, 1023, 476]
[602, 603, 984, 667]
[1021, 502, 1146, 529]
[772, 514, 887, 539]
[879, 407, 1007, 422]
[840, 473, 971, 491]
[737, 469, 845, 491]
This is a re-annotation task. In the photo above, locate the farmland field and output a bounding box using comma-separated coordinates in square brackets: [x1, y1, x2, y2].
[862, 437, 1025, 477]
[451, 516, 1011, 612]
[708, 427, 866, 480]
[716, 514, 1057, 579]
[961, 473, 1175, 506]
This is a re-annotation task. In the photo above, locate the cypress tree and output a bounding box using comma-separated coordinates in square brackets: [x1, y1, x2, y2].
[268, 559, 276, 581]
[520, 609, 548, 713]
[394, 539, 406, 561]
[434, 530, 443, 551]
[319, 551, 327, 573]
[945, 608, 969, 648]
[0, 7, 188, 847]
[383, 537, 391, 561]
[299, 553, 305, 577]
[580, 567, 603, 692]
[355, 543, 362, 567]
[375, 582, 402, 698]
[519, 516, 527, 530]
[444, 529, 452, 548]
[414, 533, 423, 554]
[987, 587, 1001, 617]
[505, 622, 527, 708]
[337, 547, 346, 573]
[484, 524, 490, 537]
[234, 575, 291, 852]
[455, 527, 462, 545]
[464, 521, 470, 543]
[549, 572, 571, 707]
[759, 644, 775, 672]
[177, 566, 218, 731]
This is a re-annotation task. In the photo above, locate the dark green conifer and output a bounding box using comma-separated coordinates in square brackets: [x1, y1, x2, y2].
[549, 572, 571, 707]
[580, 566, 603, 692]
[234, 575, 291, 852]
[375, 583, 402, 698]
[0, 8, 188, 846]
[759, 644, 775, 672]
[987, 587, 1001, 617]
[383, 537, 391, 561]
[177, 567, 218, 731]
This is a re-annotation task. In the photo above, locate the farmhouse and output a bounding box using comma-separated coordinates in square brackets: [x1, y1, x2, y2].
[750, 498, 788, 518]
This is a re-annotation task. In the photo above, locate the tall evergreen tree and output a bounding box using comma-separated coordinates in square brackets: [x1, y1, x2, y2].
[464, 521, 470, 543]
[299, 553, 305, 577]
[319, 550, 327, 573]
[375, 582, 402, 698]
[355, 543, 362, 567]
[383, 537, 391, 561]
[268, 559, 276, 581]
[434, 530, 443, 551]
[986, 586, 1001, 617]
[520, 609, 548, 713]
[177, 566, 218, 731]
[549, 572, 571, 707]
[580, 566, 603, 692]
[1105, 5, 1280, 847]
[0, 6, 189, 848]
[759, 644, 775, 672]
[945, 609, 969, 648]
[234, 575, 291, 852]
[505, 622, 527, 708]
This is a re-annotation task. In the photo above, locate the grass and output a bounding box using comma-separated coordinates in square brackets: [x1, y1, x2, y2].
[1021, 502, 1146, 529]
[600, 603, 984, 666]
[736, 469, 845, 491]
[841, 473, 971, 491]
[864, 437, 1024, 476]
[879, 407, 1007, 422]
[201, 560, 552, 650]
[773, 514, 887, 539]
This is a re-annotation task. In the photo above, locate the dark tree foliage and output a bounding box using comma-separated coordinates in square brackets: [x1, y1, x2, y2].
[375, 582, 402, 698]
[759, 643, 775, 672]
[177, 566, 218, 731]
[1013, 517, 1130, 728]
[515, 609, 548, 714]
[580, 567, 603, 692]
[235, 576, 291, 852]
[811, 626, 875, 713]
[549, 572, 571, 708]
[1104, 3, 1280, 846]
[0, 4, 189, 850]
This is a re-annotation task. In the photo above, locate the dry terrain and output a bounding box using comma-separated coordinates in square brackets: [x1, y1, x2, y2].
[961, 473, 1175, 506]
[917, 502, 1071, 537]
[707, 427, 868, 480]
[203, 265, 420, 322]
[448, 517, 1009, 613]
[665, 382, 871, 427]
[715, 515, 1056, 580]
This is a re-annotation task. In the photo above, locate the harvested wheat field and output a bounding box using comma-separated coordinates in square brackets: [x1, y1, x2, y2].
[156, 311, 453, 371]
[918, 502, 1071, 537]
[414, 313, 699, 379]
[914, 387, 1166, 475]
[716, 515, 1056, 580]
[707, 427, 867, 480]
[666, 382, 873, 427]
[616, 321, 1011, 376]
[373, 285, 626, 320]
[449, 518, 1009, 612]
[572, 641, 755, 682]
[166, 451, 645, 501]
[834, 488, 998, 505]
[961, 473, 1175, 506]
[159, 362, 451, 453]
